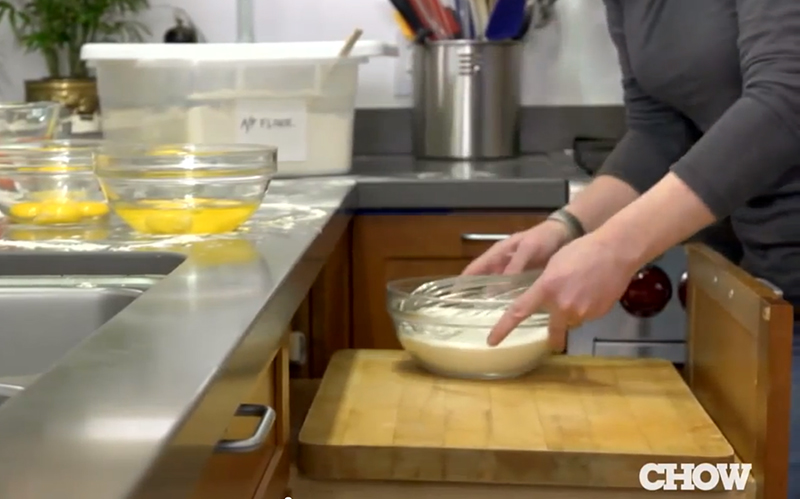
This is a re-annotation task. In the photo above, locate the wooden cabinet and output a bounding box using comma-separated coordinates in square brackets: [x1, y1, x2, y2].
[291, 226, 353, 379]
[289, 213, 547, 378]
[352, 213, 547, 350]
[191, 342, 291, 499]
[685, 244, 793, 498]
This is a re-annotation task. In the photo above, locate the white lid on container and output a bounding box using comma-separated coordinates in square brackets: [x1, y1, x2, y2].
[81, 41, 398, 62]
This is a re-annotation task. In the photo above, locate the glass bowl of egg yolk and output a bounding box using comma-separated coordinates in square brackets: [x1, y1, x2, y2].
[94, 143, 277, 236]
[0, 101, 62, 143]
[0, 140, 109, 227]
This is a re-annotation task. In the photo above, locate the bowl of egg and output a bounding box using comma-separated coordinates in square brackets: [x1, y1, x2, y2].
[387, 272, 550, 380]
[0, 139, 109, 227]
[0, 101, 62, 142]
[94, 143, 277, 236]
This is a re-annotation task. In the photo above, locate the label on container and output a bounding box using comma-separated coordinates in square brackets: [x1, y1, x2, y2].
[235, 99, 308, 162]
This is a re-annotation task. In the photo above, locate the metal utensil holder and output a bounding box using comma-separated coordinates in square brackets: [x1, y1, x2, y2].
[412, 40, 523, 160]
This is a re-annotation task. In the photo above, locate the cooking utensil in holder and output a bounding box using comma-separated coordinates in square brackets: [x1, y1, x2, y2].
[412, 40, 522, 160]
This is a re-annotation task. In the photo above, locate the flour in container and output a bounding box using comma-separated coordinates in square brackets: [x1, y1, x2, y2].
[185, 105, 354, 176]
[102, 105, 355, 176]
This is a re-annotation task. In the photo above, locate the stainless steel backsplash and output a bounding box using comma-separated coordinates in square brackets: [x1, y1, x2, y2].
[352, 106, 626, 155]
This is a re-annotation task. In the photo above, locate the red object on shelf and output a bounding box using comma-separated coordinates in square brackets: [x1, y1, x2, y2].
[620, 265, 673, 318]
[678, 272, 688, 309]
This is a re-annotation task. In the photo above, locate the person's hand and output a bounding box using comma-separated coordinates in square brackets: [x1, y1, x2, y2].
[487, 233, 642, 350]
[462, 220, 572, 276]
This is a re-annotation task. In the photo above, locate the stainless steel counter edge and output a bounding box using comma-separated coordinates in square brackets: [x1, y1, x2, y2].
[0, 169, 582, 498]
[0, 179, 357, 499]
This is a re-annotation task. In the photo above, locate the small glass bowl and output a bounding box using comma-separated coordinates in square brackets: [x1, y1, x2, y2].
[0, 102, 62, 143]
[0, 139, 109, 227]
[386, 274, 550, 380]
[94, 143, 277, 236]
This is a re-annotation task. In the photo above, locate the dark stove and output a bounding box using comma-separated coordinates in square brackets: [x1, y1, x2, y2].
[565, 138, 688, 364]
[572, 136, 619, 175]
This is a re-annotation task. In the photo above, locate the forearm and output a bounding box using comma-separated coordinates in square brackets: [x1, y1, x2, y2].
[594, 172, 715, 267]
[566, 175, 640, 232]
[580, 124, 695, 233]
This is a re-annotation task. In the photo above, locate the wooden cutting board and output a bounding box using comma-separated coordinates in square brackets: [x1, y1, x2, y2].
[298, 350, 734, 488]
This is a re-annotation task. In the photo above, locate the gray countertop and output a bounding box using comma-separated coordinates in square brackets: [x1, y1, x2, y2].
[0, 156, 587, 499]
[352, 153, 583, 209]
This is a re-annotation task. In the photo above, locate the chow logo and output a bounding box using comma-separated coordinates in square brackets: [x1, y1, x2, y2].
[639, 463, 751, 491]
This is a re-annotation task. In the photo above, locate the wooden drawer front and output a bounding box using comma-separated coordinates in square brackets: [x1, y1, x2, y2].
[354, 213, 547, 258]
[686, 245, 793, 498]
[192, 345, 290, 499]
[254, 448, 291, 499]
[353, 214, 547, 349]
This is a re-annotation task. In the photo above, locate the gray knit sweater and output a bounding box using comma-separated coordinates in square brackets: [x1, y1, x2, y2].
[600, 0, 800, 305]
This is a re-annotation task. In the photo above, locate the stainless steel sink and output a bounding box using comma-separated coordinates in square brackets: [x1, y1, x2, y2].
[0, 278, 160, 407]
[0, 251, 185, 404]
[0, 284, 149, 379]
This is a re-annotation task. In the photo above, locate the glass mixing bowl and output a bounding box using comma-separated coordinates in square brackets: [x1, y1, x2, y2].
[386, 273, 550, 380]
[94, 143, 277, 235]
[0, 139, 108, 227]
[0, 102, 62, 143]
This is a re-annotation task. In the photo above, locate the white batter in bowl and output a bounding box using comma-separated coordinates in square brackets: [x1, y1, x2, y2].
[387, 274, 550, 379]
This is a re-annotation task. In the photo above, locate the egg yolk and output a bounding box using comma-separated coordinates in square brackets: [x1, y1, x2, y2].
[9, 200, 109, 225]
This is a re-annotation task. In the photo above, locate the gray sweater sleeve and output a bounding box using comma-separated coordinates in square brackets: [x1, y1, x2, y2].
[670, 0, 800, 219]
[598, 0, 700, 194]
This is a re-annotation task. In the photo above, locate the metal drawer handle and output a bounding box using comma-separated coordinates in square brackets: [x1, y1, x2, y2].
[461, 233, 511, 242]
[214, 404, 277, 454]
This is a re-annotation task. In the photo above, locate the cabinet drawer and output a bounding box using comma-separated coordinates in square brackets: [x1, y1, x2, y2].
[191, 344, 290, 499]
[254, 447, 291, 499]
[354, 213, 547, 258]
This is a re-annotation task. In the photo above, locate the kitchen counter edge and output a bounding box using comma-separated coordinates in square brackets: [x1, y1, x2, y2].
[0, 168, 583, 499]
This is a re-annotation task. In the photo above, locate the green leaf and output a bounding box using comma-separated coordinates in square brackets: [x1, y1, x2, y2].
[1, 0, 151, 78]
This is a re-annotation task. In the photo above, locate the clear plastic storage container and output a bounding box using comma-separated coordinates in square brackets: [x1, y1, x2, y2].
[81, 42, 397, 177]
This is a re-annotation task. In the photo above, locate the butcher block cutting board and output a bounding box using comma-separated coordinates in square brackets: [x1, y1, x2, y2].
[298, 350, 734, 489]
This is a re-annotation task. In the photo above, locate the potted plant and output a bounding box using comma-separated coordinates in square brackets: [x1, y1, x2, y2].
[0, 0, 150, 117]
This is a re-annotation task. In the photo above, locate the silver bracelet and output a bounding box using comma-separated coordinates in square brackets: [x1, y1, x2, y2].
[547, 208, 586, 242]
